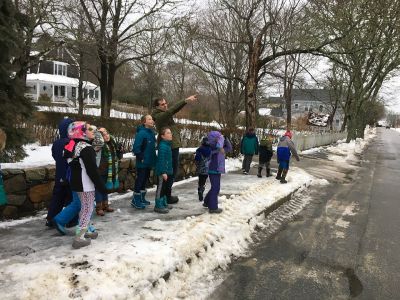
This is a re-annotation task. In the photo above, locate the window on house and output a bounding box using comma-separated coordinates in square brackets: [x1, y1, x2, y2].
[89, 90, 94, 98]
[294, 103, 299, 110]
[71, 87, 76, 98]
[94, 90, 99, 99]
[54, 86, 66, 97]
[54, 63, 67, 76]
[336, 119, 340, 125]
[305, 106, 308, 112]
[319, 105, 323, 112]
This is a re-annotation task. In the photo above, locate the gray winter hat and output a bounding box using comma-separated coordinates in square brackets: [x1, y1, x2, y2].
[92, 129, 104, 151]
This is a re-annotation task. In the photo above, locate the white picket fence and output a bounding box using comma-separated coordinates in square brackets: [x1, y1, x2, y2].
[292, 131, 347, 151]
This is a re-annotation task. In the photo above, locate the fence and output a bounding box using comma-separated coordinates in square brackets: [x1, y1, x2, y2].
[292, 131, 347, 151]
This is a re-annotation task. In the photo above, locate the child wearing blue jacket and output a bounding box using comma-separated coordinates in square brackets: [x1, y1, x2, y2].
[131, 115, 156, 209]
[194, 136, 211, 201]
[276, 131, 300, 183]
[154, 127, 173, 213]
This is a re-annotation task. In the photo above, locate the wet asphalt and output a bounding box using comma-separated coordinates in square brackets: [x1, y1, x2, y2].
[210, 128, 400, 300]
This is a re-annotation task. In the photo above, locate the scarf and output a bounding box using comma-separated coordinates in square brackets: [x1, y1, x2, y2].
[103, 137, 120, 190]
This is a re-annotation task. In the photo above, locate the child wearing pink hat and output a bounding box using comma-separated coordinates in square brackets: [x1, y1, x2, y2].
[276, 131, 299, 183]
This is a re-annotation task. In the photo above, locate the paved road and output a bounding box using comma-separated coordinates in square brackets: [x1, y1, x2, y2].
[210, 128, 400, 300]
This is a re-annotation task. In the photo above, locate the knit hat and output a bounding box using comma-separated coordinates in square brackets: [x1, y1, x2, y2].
[284, 131, 292, 139]
[201, 136, 209, 146]
[92, 130, 104, 151]
[67, 121, 87, 140]
[64, 121, 87, 156]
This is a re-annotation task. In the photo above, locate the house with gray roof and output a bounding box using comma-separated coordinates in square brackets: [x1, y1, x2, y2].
[262, 89, 344, 130]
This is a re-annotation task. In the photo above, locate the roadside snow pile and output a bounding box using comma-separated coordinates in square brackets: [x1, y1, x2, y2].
[326, 127, 376, 162]
[0, 170, 319, 300]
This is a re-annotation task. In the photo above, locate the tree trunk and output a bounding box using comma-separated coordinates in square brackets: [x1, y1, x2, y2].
[99, 53, 108, 118]
[78, 52, 84, 116]
[245, 76, 257, 129]
[105, 61, 116, 118]
[285, 86, 293, 130]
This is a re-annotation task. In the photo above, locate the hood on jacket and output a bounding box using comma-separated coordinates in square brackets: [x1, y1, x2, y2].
[58, 118, 74, 139]
[208, 131, 224, 148]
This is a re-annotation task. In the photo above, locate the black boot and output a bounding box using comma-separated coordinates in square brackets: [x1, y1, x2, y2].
[257, 167, 262, 178]
[198, 186, 205, 201]
[276, 168, 283, 180]
[266, 168, 271, 177]
[280, 169, 288, 184]
[166, 188, 179, 204]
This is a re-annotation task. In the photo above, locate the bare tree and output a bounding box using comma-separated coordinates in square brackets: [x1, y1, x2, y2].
[12, 0, 61, 82]
[310, 0, 400, 140]
[188, 4, 247, 128]
[79, 0, 179, 117]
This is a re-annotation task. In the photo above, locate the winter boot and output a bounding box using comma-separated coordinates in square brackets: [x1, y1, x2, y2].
[257, 167, 263, 178]
[198, 186, 205, 201]
[53, 219, 66, 236]
[72, 227, 91, 249]
[84, 225, 99, 239]
[166, 190, 179, 204]
[161, 196, 173, 209]
[131, 192, 145, 209]
[140, 190, 150, 206]
[209, 208, 223, 214]
[276, 168, 283, 180]
[266, 168, 271, 177]
[280, 169, 288, 184]
[103, 200, 114, 213]
[154, 198, 169, 214]
[96, 202, 105, 216]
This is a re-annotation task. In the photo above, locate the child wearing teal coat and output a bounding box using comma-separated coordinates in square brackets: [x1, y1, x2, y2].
[131, 115, 156, 209]
[154, 127, 173, 213]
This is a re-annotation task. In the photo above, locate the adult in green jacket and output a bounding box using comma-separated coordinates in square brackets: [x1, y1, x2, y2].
[151, 94, 197, 204]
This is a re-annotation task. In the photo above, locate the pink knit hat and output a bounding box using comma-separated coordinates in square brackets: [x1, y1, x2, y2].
[67, 121, 87, 140]
[284, 131, 292, 139]
[64, 121, 87, 154]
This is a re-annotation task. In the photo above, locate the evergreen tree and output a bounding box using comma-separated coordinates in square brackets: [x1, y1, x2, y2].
[0, 0, 35, 162]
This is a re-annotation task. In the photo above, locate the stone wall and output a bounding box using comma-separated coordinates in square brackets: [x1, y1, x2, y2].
[0, 152, 197, 220]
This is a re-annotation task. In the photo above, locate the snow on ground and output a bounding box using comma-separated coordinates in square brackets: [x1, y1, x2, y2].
[326, 127, 376, 163]
[0, 128, 376, 299]
[1, 143, 54, 168]
[391, 127, 400, 133]
[0, 167, 317, 300]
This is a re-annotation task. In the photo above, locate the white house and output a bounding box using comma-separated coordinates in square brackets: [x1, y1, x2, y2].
[25, 46, 100, 106]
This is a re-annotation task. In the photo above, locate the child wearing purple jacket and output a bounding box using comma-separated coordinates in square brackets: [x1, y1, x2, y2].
[203, 131, 232, 214]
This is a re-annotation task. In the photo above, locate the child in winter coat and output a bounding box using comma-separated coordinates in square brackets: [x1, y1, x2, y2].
[96, 127, 122, 215]
[64, 121, 107, 249]
[154, 127, 173, 213]
[276, 131, 300, 184]
[46, 118, 75, 227]
[203, 131, 232, 214]
[258, 134, 274, 177]
[194, 136, 211, 201]
[131, 115, 156, 209]
[240, 127, 259, 174]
